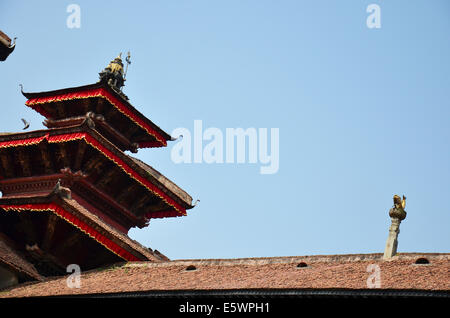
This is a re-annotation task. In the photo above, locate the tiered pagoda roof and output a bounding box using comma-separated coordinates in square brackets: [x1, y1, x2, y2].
[0, 54, 194, 280]
[0, 30, 15, 61]
[22, 81, 172, 151]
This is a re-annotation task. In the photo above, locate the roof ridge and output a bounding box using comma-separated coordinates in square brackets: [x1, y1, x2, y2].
[121, 253, 450, 268]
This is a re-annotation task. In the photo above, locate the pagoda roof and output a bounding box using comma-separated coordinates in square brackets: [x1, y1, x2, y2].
[21, 82, 173, 149]
[0, 236, 43, 282]
[0, 30, 15, 61]
[0, 122, 194, 217]
[128, 156, 193, 205]
[0, 192, 163, 263]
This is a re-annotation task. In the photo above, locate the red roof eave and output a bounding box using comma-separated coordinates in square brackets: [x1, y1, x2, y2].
[25, 87, 168, 148]
[0, 202, 141, 261]
[0, 132, 187, 217]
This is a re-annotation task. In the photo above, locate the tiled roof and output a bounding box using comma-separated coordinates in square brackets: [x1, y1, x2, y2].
[1, 253, 448, 297]
[59, 197, 166, 262]
[0, 237, 43, 282]
[0, 193, 167, 263]
[20, 81, 172, 141]
[128, 155, 193, 206]
[0, 125, 194, 211]
[0, 30, 15, 61]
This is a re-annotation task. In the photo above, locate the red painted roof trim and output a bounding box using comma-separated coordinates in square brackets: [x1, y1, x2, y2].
[0, 203, 141, 261]
[25, 87, 167, 148]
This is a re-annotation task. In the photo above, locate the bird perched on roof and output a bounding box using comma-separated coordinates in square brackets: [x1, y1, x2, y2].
[50, 178, 72, 199]
[393, 194, 406, 210]
[21, 118, 29, 130]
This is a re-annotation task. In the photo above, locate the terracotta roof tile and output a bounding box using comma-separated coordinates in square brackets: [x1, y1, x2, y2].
[0, 193, 167, 262]
[128, 156, 193, 206]
[59, 197, 165, 262]
[0, 237, 43, 282]
[1, 253, 448, 297]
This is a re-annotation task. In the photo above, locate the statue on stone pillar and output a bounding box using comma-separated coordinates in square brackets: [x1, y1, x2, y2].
[383, 194, 407, 259]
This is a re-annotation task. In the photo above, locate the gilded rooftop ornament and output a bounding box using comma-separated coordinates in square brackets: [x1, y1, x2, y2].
[99, 53, 126, 91]
[390, 194, 407, 220]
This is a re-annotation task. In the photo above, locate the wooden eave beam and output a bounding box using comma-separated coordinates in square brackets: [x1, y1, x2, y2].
[74, 141, 87, 171]
[38, 142, 54, 174]
[130, 193, 154, 214]
[55, 101, 67, 118]
[58, 143, 70, 169]
[95, 165, 117, 188]
[53, 231, 83, 256]
[115, 183, 140, 206]
[41, 213, 59, 251]
[26, 243, 66, 273]
[0, 152, 14, 178]
[16, 212, 38, 245]
[17, 148, 32, 177]
[76, 179, 141, 225]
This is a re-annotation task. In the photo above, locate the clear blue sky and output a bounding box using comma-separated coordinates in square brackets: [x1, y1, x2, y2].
[1, 1, 449, 259]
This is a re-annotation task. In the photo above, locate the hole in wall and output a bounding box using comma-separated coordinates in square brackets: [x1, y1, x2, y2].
[414, 258, 430, 265]
[185, 265, 197, 271]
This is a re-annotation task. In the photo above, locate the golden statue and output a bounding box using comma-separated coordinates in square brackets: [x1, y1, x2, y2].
[99, 53, 125, 90]
[393, 194, 406, 211]
[107, 53, 124, 74]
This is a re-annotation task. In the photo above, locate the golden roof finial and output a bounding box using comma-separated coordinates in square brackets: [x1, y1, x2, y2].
[99, 53, 126, 91]
[393, 194, 406, 210]
[106, 53, 124, 75]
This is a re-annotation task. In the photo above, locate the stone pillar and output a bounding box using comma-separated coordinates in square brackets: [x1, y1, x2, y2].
[383, 206, 406, 259]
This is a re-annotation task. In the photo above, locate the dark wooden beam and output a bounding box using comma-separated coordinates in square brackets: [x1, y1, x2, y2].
[0, 161, 5, 181]
[115, 182, 140, 206]
[95, 97, 106, 115]
[15, 212, 38, 245]
[74, 179, 140, 227]
[124, 125, 140, 140]
[17, 148, 32, 177]
[95, 165, 117, 188]
[130, 192, 153, 214]
[43, 116, 85, 128]
[0, 152, 14, 178]
[58, 143, 70, 169]
[53, 231, 83, 256]
[85, 97, 94, 114]
[56, 101, 67, 118]
[41, 214, 59, 251]
[83, 153, 104, 175]
[38, 143, 54, 174]
[145, 200, 171, 213]
[82, 247, 119, 270]
[74, 142, 87, 170]
[26, 243, 66, 274]
[103, 103, 118, 123]
[95, 118, 135, 152]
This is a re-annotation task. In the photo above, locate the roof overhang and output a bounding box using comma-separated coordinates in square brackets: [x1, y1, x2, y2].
[0, 30, 15, 62]
[21, 82, 172, 148]
[0, 193, 159, 263]
[0, 123, 194, 216]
